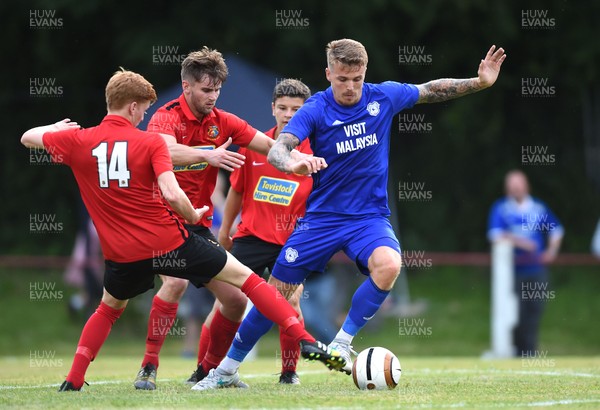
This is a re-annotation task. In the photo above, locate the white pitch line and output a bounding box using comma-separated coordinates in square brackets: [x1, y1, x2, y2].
[414, 368, 599, 378]
[1, 367, 598, 392]
[524, 399, 600, 407]
[402, 398, 600, 409]
[0, 369, 329, 390]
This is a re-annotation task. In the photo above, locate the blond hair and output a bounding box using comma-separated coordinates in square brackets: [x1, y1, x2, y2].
[181, 47, 228, 85]
[326, 39, 368, 68]
[105, 68, 157, 110]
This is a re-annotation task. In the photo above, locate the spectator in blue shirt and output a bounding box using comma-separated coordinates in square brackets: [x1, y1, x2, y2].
[592, 219, 600, 258]
[487, 170, 564, 356]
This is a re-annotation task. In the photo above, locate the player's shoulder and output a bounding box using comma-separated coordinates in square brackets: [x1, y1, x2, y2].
[46, 125, 85, 147]
[62, 125, 87, 137]
[302, 91, 328, 109]
[78, 118, 112, 133]
[142, 129, 166, 144]
[153, 97, 181, 113]
[210, 106, 239, 121]
[123, 125, 163, 144]
[291, 92, 326, 121]
[370, 81, 417, 96]
[150, 98, 183, 121]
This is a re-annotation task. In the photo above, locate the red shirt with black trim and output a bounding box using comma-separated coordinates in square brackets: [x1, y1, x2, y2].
[230, 126, 313, 246]
[42, 115, 188, 263]
[147, 94, 257, 227]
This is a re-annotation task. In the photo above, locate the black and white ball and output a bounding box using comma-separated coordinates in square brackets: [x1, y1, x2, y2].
[352, 347, 401, 390]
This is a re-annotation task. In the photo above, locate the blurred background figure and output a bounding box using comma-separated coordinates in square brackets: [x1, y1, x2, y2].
[592, 218, 600, 258]
[487, 170, 564, 357]
[302, 270, 343, 343]
[64, 201, 103, 320]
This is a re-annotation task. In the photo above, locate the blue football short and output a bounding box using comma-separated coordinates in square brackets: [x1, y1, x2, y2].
[271, 213, 401, 284]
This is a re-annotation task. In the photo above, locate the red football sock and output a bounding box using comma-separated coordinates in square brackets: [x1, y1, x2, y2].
[142, 295, 178, 368]
[66, 301, 124, 388]
[196, 324, 211, 366]
[280, 318, 303, 373]
[201, 309, 241, 371]
[241, 274, 314, 344]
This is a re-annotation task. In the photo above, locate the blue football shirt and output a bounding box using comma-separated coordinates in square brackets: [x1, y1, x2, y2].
[487, 196, 564, 275]
[282, 81, 419, 216]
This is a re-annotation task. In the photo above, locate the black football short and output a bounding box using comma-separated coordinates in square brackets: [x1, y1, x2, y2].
[230, 235, 283, 278]
[104, 227, 227, 300]
[185, 225, 218, 241]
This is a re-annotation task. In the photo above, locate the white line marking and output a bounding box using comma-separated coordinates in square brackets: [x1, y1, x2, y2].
[0, 369, 329, 390]
[415, 368, 599, 378]
[524, 399, 600, 407]
[402, 399, 600, 409]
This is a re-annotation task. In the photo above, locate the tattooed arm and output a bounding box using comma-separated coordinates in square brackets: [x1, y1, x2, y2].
[268, 132, 328, 175]
[416, 45, 506, 104]
[417, 78, 481, 103]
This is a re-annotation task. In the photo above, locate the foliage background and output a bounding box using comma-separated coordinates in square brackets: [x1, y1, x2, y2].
[1, 0, 599, 254]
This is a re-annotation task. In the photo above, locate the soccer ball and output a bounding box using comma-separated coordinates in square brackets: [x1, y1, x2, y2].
[352, 347, 401, 390]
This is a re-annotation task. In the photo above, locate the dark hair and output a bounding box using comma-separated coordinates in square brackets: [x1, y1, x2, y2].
[272, 79, 311, 103]
[181, 47, 228, 85]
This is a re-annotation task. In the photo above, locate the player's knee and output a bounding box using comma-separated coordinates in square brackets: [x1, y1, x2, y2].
[268, 276, 297, 300]
[220, 291, 248, 319]
[101, 289, 128, 309]
[387, 258, 401, 278]
[159, 277, 188, 301]
[369, 248, 401, 289]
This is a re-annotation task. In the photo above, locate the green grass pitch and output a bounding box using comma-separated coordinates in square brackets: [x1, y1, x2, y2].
[1, 356, 599, 409]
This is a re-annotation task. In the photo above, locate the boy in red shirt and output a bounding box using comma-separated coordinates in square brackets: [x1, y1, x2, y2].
[135, 48, 316, 390]
[209, 79, 312, 385]
[20, 69, 343, 392]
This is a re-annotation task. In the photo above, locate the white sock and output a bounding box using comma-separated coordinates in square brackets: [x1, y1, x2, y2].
[333, 329, 354, 345]
[217, 357, 241, 375]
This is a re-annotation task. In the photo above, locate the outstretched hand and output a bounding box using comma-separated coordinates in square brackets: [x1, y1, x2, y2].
[477, 45, 506, 88]
[53, 118, 80, 131]
[206, 137, 246, 172]
[290, 156, 328, 175]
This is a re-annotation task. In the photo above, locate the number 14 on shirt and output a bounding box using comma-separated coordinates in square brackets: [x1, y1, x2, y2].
[91, 141, 131, 188]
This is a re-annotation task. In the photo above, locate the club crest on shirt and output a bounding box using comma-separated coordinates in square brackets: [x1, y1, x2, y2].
[285, 247, 299, 263]
[207, 125, 219, 139]
[366, 101, 380, 116]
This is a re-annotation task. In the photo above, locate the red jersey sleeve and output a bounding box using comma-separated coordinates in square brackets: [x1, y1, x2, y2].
[229, 147, 247, 193]
[148, 133, 175, 177]
[147, 108, 180, 138]
[42, 128, 78, 165]
[223, 112, 257, 147]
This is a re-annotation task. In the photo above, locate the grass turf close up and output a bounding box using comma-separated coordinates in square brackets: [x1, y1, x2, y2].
[1, 356, 599, 409]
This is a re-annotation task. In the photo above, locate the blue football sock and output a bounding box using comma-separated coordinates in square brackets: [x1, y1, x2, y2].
[342, 277, 390, 336]
[226, 306, 274, 362]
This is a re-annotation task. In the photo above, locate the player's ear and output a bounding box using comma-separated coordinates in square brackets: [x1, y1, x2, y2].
[325, 67, 331, 82]
[271, 102, 276, 117]
[129, 101, 137, 115]
[182, 80, 190, 94]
